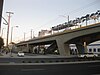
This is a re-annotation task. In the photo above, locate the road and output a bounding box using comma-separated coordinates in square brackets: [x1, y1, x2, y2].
[0, 52, 100, 75]
[0, 61, 100, 75]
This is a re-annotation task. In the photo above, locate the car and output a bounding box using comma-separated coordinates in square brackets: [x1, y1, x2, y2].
[17, 51, 24, 57]
[78, 53, 98, 58]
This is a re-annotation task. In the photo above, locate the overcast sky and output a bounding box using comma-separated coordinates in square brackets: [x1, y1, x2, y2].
[1, 0, 100, 44]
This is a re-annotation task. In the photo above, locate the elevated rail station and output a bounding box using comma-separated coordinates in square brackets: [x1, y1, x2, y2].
[0, 1, 100, 75]
[17, 22, 100, 56]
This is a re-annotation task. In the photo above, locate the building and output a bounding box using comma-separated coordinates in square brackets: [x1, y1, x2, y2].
[70, 44, 100, 55]
[38, 30, 52, 37]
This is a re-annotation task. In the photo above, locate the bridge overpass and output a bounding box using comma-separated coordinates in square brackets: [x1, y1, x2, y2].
[17, 22, 100, 56]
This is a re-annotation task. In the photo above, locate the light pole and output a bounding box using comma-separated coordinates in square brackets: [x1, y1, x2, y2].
[6, 11, 14, 47]
[24, 32, 26, 41]
[10, 26, 18, 43]
[59, 15, 70, 28]
[31, 29, 34, 39]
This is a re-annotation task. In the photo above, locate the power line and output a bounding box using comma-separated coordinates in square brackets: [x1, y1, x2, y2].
[21, 0, 100, 39]
[38, 0, 100, 30]
[67, 0, 100, 15]
[34, 16, 61, 30]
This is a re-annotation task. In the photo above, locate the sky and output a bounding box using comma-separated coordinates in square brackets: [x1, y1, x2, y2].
[1, 0, 100, 44]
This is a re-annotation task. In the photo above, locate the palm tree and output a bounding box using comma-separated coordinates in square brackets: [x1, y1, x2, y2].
[90, 13, 97, 23]
[72, 19, 78, 28]
[72, 20, 76, 25]
[77, 18, 81, 23]
[85, 14, 90, 25]
[97, 12, 100, 22]
[80, 16, 85, 26]
[96, 10, 100, 22]
[64, 22, 68, 28]
[76, 18, 82, 27]
[68, 20, 73, 27]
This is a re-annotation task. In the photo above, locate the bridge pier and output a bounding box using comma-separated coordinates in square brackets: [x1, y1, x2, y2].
[16, 23, 100, 55]
[76, 44, 84, 54]
[28, 45, 34, 53]
[56, 40, 70, 56]
[83, 42, 88, 53]
[76, 43, 88, 54]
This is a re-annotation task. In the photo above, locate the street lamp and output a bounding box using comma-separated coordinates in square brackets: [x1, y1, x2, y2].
[10, 26, 18, 43]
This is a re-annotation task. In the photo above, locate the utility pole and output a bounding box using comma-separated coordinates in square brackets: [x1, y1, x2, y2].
[59, 15, 70, 28]
[24, 32, 25, 41]
[6, 12, 14, 47]
[0, 0, 4, 32]
[10, 26, 18, 43]
[31, 29, 34, 39]
[31, 29, 33, 39]
[67, 15, 70, 28]
[68, 15, 69, 23]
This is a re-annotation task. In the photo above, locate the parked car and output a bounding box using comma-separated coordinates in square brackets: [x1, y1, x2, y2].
[78, 53, 98, 58]
[17, 51, 24, 57]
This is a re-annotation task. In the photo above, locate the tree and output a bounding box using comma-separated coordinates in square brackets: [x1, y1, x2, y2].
[96, 10, 100, 22]
[85, 14, 90, 25]
[0, 37, 4, 49]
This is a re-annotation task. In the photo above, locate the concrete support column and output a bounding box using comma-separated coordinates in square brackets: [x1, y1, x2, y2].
[19, 46, 22, 51]
[28, 45, 34, 53]
[26, 44, 29, 52]
[32, 46, 35, 53]
[56, 40, 70, 56]
[76, 44, 85, 54]
[83, 42, 88, 53]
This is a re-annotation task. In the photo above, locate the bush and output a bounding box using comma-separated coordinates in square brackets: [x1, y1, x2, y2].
[0, 37, 4, 49]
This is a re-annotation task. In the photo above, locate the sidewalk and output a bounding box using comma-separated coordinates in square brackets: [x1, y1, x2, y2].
[0, 52, 17, 58]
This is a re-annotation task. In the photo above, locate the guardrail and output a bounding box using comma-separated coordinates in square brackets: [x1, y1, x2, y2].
[0, 57, 100, 63]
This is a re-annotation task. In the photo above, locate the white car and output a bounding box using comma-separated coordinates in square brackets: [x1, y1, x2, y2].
[17, 51, 24, 57]
[78, 53, 98, 58]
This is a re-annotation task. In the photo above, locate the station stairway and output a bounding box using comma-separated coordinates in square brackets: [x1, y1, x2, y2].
[45, 42, 58, 54]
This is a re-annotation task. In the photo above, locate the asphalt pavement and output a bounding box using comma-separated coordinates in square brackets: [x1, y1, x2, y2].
[0, 52, 100, 75]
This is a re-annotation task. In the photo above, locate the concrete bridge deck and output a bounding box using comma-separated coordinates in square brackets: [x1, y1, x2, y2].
[17, 22, 100, 56]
